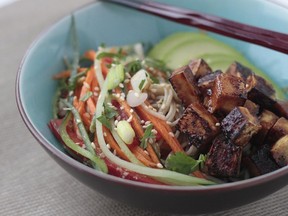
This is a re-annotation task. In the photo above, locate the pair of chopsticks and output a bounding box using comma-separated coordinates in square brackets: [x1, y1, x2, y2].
[101, 0, 288, 54]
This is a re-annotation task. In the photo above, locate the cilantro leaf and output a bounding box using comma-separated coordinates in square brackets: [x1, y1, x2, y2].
[140, 124, 155, 149]
[80, 91, 93, 102]
[125, 60, 143, 74]
[96, 52, 124, 60]
[97, 115, 112, 130]
[104, 104, 118, 119]
[166, 152, 206, 175]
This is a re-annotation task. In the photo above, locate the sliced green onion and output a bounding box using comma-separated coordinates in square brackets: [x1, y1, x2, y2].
[106, 64, 125, 90]
[60, 113, 107, 173]
[95, 78, 215, 186]
[116, 120, 135, 145]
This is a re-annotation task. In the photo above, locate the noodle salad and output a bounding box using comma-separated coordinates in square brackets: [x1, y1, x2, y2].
[49, 20, 288, 186]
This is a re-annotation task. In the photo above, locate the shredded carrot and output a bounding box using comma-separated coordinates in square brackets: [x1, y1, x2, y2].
[87, 97, 96, 115]
[114, 88, 161, 164]
[132, 147, 158, 168]
[135, 104, 184, 153]
[52, 70, 71, 80]
[83, 50, 96, 61]
[103, 127, 129, 161]
[192, 170, 206, 179]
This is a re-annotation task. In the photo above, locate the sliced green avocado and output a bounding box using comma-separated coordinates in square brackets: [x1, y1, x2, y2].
[148, 32, 213, 60]
[149, 32, 285, 99]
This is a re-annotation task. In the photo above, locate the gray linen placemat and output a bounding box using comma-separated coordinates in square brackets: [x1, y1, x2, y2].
[0, 0, 287, 215]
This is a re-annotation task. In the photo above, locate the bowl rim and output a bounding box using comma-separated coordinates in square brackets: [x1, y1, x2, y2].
[15, 0, 288, 192]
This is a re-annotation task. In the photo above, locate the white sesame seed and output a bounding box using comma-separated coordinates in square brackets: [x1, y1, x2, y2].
[119, 83, 124, 88]
[152, 129, 158, 134]
[120, 106, 124, 110]
[215, 122, 220, 127]
[114, 120, 119, 126]
[113, 149, 117, 155]
[120, 96, 125, 101]
[107, 102, 112, 106]
[141, 120, 145, 124]
[124, 79, 130, 84]
[93, 92, 98, 97]
[116, 93, 121, 98]
[156, 163, 163, 169]
[145, 121, 151, 125]
[169, 132, 175, 137]
[99, 153, 105, 158]
[76, 119, 81, 124]
[91, 142, 96, 149]
[103, 132, 107, 137]
[160, 104, 166, 110]
[129, 109, 134, 113]
[127, 115, 133, 123]
[63, 107, 72, 111]
[94, 86, 100, 91]
[106, 144, 111, 149]
[83, 82, 90, 89]
[150, 88, 157, 93]
[144, 150, 149, 155]
[69, 91, 74, 96]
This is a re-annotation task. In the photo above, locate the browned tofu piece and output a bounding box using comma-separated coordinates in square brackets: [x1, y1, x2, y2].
[169, 65, 201, 107]
[208, 73, 247, 114]
[177, 103, 220, 153]
[221, 107, 261, 146]
[266, 117, 288, 145]
[244, 100, 260, 116]
[243, 144, 279, 177]
[271, 135, 288, 167]
[252, 110, 279, 147]
[226, 61, 255, 91]
[205, 135, 242, 177]
[186, 59, 212, 80]
[197, 70, 222, 94]
[272, 100, 288, 119]
[226, 61, 253, 80]
[247, 75, 276, 109]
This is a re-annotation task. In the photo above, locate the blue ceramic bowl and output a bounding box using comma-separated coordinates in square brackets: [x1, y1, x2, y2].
[16, 0, 288, 214]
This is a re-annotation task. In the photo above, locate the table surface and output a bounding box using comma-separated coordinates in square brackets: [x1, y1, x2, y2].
[1, 0, 288, 215]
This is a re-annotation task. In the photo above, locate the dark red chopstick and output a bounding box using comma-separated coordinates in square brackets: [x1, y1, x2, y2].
[102, 0, 288, 54]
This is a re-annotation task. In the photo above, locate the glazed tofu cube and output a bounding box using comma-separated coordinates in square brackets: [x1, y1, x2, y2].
[243, 145, 279, 177]
[272, 100, 288, 119]
[197, 70, 222, 94]
[169, 65, 201, 107]
[177, 103, 220, 153]
[252, 110, 278, 147]
[205, 135, 242, 177]
[243, 100, 260, 116]
[266, 117, 288, 145]
[221, 107, 261, 146]
[271, 135, 288, 167]
[186, 59, 212, 80]
[208, 73, 247, 114]
[248, 75, 276, 109]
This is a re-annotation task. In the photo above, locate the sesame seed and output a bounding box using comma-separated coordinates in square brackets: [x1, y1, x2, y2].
[127, 115, 133, 123]
[145, 121, 151, 125]
[76, 119, 81, 124]
[129, 109, 134, 113]
[215, 122, 220, 126]
[107, 102, 112, 106]
[103, 132, 107, 137]
[114, 120, 119, 125]
[63, 107, 72, 111]
[169, 132, 175, 137]
[156, 163, 163, 169]
[120, 106, 124, 110]
[160, 104, 166, 110]
[152, 129, 158, 134]
[94, 86, 100, 91]
[119, 83, 124, 88]
[83, 82, 90, 89]
[106, 144, 111, 149]
[93, 92, 98, 97]
[144, 150, 149, 155]
[140, 120, 145, 124]
[69, 91, 74, 96]
[124, 79, 130, 84]
[91, 142, 96, 149]
[150, 88, 157, 93]
[113, 149, 117, 155]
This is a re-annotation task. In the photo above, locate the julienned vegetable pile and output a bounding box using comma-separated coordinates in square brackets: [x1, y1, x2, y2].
[49, 29, 288, 186]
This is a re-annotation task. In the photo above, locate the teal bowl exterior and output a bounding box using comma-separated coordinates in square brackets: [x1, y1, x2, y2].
[16, 1, 288, 214]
